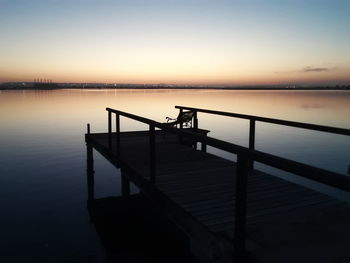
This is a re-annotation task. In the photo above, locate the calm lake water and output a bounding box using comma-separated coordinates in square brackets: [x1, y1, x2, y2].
[0, 89, 349, 262]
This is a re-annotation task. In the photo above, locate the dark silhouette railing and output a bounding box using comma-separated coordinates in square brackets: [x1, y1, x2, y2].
[176, 105, 350, 169]
[105, 106, 350, 257]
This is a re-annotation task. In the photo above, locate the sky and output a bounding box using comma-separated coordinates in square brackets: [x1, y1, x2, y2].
[0, 0, 349, 85]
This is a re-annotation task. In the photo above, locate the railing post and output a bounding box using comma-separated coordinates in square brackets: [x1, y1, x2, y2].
[108, 110, 112, 149]
[87, 123, 90, 134]
[249, 119, 255, 169]
[192, 111, 199, 149]
[193, 111, 198, 130]
[179, 108, 184, 129]
[149, 124, 156, 184]
[234, 153, 249, 260]
[116, 114, 120, 156]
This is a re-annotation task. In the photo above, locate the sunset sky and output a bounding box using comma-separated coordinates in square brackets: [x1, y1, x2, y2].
[0, 0, 349, 85]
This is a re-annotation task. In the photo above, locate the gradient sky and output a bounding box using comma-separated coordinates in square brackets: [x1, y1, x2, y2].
[0, 0, 349, 85]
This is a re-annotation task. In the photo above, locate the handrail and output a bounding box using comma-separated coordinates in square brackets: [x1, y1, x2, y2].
[105, 106, 349, 256]
[106, 107, 350, 191]
[175, 105, 350, 136]
[107, 107, 158, 126]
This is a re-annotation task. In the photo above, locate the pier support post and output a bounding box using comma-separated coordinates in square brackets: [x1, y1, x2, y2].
[116, 114, 120, 156]
[234, 154, 249, 260]
[108, 110, 112, 149]
[86, 144, 95, 208]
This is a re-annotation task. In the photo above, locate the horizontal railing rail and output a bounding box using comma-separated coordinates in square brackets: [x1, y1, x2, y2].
[175, 105, 350, 136]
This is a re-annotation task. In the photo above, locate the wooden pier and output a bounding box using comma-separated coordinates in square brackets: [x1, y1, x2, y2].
[85, 106, 350, 263]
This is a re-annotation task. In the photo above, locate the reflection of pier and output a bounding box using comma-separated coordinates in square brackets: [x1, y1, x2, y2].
[86, 194, 193, 262]
[86, 106, 350, 263]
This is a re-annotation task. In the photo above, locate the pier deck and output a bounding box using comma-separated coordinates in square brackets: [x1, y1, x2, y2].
[86, 130, 350, 263]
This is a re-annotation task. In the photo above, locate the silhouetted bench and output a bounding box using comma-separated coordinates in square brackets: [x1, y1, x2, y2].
[164, 110, 210, 151]
[165, 110, 195, 128]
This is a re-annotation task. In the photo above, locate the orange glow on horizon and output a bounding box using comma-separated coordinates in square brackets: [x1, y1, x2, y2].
[1, 66, 349, 86]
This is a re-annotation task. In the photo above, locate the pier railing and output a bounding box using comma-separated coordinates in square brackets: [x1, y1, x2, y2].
[176, 105, 350, 168]
[105, 106, 350, 256]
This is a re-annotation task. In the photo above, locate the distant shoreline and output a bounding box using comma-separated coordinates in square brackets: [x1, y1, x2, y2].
[0, 82, 349, 91]
[1, 88, 349, 91]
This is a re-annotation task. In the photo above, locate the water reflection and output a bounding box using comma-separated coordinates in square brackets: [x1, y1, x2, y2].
[1, 89, 349, 172]
[0, 89, 349, 261]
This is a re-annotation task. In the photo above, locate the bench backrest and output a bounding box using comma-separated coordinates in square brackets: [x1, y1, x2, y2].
[177, 111, 194, 124]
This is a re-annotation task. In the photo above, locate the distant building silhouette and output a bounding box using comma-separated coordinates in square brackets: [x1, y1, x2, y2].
[34, 78, 58, 89]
